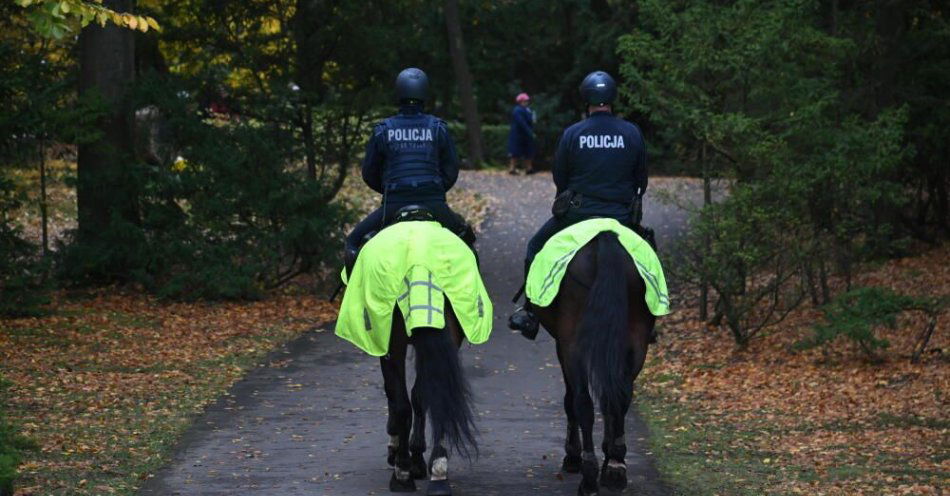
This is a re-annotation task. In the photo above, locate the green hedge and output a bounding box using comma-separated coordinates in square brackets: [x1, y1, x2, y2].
[447, 122, 510, 166]
[58, 73, 353, 300]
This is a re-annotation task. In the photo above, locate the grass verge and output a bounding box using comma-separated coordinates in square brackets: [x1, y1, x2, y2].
[0, 291, 338, 495]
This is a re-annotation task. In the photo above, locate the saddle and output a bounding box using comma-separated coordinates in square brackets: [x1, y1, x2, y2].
[345, 206, 477, 280]
[391, 204, 437, 224]
[361, 205, 475, 247]
[359, 205, 436, 247]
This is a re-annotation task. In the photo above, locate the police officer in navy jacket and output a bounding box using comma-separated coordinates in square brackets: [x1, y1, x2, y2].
[344, 68, 469, 274]
[509, 70, 648, 339]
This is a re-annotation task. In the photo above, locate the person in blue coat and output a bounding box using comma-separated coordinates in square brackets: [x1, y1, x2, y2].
[507, 92, 536, 174]
[509, 71, 651, 340]
[343, 68, 473, 276]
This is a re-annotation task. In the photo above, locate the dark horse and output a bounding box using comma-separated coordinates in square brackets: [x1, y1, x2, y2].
[534, 231, 656, 495]
[381, 300, 477, 496]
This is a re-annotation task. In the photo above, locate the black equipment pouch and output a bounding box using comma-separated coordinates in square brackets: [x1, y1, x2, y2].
[552, 189, 578, 219]
[629, 195, 644, 227]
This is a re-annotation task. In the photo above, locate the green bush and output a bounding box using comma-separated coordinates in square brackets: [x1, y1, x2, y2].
[59, 74, 353, 300]
[0, 375, 36, 496]
[0, 175, 49, 317]
[447, 122, 510, 166]
[796, 287, 936, 360]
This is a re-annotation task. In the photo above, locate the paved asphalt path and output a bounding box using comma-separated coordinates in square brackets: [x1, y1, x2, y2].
[141, 171, 683, 496]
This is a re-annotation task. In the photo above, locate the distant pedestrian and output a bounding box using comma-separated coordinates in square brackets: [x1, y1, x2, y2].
[507, 92, 535, 175]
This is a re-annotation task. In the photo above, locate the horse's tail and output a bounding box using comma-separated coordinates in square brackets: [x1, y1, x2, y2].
[577, 231, 631, 417]
[412, 327, 478, 459]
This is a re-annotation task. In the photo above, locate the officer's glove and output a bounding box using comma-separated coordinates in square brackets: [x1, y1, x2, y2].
[458, 223, 477, 246]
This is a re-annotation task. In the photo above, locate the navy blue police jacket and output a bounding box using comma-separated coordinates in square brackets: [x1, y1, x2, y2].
[362, 104, 460, 202]
[552, 110, 647, 218]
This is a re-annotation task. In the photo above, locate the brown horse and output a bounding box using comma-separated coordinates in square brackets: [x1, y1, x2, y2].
[534, 231, 656, 495]
[380, 300, 476, 496]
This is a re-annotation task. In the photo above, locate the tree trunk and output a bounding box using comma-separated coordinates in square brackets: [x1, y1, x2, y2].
[77, 0, 137, 243]
[293, 0, 330, 182]
[700, 142, 711, 321]
[38, 141, 48, 258]
[444, 0, 484, 167]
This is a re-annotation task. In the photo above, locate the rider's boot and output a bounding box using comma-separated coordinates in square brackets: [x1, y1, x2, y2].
[508, 302, 540, 340]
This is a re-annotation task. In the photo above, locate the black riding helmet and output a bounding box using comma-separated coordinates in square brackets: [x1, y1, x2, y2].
[395, 67, 429, 103]
[579, 70, 617, 106]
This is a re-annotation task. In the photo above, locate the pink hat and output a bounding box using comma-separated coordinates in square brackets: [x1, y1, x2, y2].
[515, 92, 530, 103]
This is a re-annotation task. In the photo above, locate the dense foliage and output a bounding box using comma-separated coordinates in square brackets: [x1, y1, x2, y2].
[620, 0, 948, 343]
[0, 0, 946, 309]
[0, 177, 49, 317]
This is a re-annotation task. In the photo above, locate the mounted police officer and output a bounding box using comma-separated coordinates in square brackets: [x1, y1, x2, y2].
[509, 70, 653, 339]
[344, 67, 473, 275]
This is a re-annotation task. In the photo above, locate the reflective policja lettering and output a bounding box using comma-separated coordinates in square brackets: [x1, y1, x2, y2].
[578, 135, 625, 149]
[388, 128, 434, 142]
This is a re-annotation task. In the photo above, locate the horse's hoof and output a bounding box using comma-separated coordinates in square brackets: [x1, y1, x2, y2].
[562, 453, 582, 473]
[600, 460, 627, 492]
[578, 453, 600, 495]
[410, 452, 428, 479]
[576, 484, 598, 496]
[426, 479, 452, 496]
[389, 470, 417, 492]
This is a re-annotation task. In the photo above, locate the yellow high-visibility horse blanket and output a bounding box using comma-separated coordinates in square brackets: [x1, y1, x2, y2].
[526, 218, 670, 316]
[335, 221, 493, 356]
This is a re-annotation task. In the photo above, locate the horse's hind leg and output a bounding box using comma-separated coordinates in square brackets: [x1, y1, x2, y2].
[409, 381, 428, 479]
[426, 441, 451, 496]
[599, 350, 635, 492]
[381, 349, 415, 492]
[424, 310, 465, 496]
[572, 366, 600, 496]
[556, 341, 582, 474]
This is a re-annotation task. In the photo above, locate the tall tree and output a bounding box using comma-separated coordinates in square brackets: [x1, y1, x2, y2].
[444, 0, 483, 167]
[77, 0, 137, 244]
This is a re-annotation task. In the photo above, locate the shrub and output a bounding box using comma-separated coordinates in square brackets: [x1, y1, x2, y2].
[0, 175, 49, 317]
[672, 180, 809, 346]
[0, 374, 36, 496]
[796, 287, 941, 361]
[447, 122, 510, 166]
[58, 74, 354, 300]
